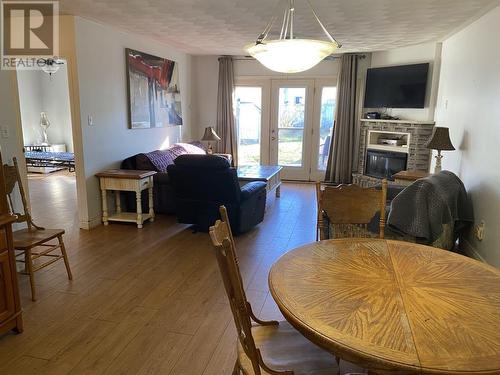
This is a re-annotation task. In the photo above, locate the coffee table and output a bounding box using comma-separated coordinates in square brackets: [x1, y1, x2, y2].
[237, 165, 282, 198]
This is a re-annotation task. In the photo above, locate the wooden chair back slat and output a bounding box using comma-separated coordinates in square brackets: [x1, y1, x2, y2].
[316, 180, 387, 240]
[3, 157, 36, 229]
[209, 206, 262, 375]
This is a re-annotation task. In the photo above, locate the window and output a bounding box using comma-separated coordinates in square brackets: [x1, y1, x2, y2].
[317, 87, 336, 170]
[235, 87, 262, 166]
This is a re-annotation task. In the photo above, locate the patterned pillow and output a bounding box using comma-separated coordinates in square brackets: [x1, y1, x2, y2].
[143, 146, 185, 172]
[142, 142, 206, 172]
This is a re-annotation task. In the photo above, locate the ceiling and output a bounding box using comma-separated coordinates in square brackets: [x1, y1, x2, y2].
[60, 0, 498, 55]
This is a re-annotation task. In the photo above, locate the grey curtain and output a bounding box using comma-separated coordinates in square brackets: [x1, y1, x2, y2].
[325, 54, 359, 183]
[216, 56, 238, 166]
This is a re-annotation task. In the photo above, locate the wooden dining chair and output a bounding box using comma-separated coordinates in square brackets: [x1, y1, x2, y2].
[209, 206, 339, 375]
[3, 157, 72, 301]
[316, 180, 388, 241]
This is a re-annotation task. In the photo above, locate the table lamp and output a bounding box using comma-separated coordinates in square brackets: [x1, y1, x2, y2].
[425, 127, 455, 173]
[201, 127, 221, 154]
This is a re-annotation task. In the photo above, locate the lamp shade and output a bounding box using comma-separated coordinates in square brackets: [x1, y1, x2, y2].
[425, 127, 455, 151]
[245, 39, 339, 74]
[202, 127, 221, 142]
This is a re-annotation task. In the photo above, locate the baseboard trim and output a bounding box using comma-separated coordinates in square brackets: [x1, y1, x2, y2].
[459, 237, 485, 263]
[79, 216, 102, 230]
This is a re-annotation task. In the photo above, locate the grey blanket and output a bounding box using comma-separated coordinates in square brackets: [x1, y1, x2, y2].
[387, 171, 473, 243]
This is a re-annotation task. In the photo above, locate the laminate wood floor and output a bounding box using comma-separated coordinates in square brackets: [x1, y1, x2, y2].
[0, 173, 318, 375]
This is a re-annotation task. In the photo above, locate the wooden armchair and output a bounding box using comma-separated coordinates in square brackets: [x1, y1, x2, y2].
[209, 206, 339, 375]
[3, 157, 72, 301]
[316, 180, 388, 241]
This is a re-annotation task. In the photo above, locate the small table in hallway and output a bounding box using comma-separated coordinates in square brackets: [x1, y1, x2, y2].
[96, 169, 156, 228]
[269, 238, 500, 374]
[237, 165, 283, 198]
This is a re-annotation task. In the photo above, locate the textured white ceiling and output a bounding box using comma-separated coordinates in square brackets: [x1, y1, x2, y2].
[60, 0, 498, 55]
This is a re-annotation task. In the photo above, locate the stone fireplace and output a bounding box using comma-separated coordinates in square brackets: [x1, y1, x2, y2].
[353, 119, 435, 186]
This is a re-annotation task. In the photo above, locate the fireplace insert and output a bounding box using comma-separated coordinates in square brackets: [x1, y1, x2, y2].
[365, 149, 408, 180]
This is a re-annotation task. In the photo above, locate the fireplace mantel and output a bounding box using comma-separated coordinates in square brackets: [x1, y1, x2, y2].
[360, 119, 435, 125]
[353, 119, 435, 187]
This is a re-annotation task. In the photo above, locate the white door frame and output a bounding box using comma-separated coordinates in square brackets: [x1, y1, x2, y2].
[234, 76, 338, 182]
[234, 78, 271, 165]
[270, 79, 315, 181]
[309, 78, 337, 181]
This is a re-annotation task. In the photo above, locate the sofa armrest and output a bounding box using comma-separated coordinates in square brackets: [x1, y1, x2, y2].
[240, 181, 267, 201]
[153, 172, 170, 185]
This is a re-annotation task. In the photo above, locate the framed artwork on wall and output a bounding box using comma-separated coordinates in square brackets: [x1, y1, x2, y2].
[125, 48, 183, 129]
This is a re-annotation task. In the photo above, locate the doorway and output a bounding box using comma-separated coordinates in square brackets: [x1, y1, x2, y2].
[15, 62, 79, 229]
[235, 78, 336, 181]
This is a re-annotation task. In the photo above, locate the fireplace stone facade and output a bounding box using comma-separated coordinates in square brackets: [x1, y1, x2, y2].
[353, 119, 435, 187]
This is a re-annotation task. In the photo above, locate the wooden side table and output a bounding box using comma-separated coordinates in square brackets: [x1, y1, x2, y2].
[96, 170, 156, 228]
[393, 170, 431, 186]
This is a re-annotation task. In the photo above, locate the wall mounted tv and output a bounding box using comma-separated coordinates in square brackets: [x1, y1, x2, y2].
[364, 63, 429, 109]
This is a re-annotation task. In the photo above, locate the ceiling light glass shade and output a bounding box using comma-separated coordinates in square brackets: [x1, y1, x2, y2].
[246, 39, 338, 73]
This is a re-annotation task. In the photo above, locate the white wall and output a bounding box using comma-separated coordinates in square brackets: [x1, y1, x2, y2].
[0, 70, 28, 226]
[434, 5, 500, 267]
[17, 66, 74, 152]
[74, 17, 193, 226]
[370, 42, 441, 122]
[17, 71, 43, 145]
[191, 56, 220, 139]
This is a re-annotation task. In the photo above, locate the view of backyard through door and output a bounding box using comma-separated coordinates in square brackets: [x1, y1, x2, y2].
[235, 79, 336, 181]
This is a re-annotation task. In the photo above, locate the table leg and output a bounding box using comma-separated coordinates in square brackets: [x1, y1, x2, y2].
[136, 189, 143, 229]
[115, 191, 121, 214]
[276, 184, 281, 198]
[101, 189, 108, 226]
[148, 185, 155, 222]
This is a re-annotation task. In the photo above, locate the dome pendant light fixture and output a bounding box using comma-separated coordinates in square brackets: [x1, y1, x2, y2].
[245, 0, 341, 73]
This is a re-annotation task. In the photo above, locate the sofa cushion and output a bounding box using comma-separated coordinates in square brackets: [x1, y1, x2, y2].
[142, 146, 185, 172]
[141, 143, 206, 172]
[178, 142, 206, 154]
[174, 154, 230, 170]
[135, 153, 157, 171]
[188, 140, 206, 151]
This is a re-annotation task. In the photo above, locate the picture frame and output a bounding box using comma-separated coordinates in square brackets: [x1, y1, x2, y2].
[125, 48, 183, 129]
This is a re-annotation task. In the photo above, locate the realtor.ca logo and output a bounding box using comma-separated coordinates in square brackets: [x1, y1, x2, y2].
[1, 0, 59, 70]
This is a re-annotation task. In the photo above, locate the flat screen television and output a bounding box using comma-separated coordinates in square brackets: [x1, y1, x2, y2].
[364, 63, 429, 108]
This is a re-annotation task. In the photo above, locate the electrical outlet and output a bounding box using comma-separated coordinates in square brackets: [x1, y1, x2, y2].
[474, 220, 485, 241]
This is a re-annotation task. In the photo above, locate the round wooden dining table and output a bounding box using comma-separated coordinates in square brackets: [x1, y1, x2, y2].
[269, 239, 500, 375]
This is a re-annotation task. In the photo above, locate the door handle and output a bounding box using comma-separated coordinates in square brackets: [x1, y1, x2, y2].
[271, 137, 276, 141]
